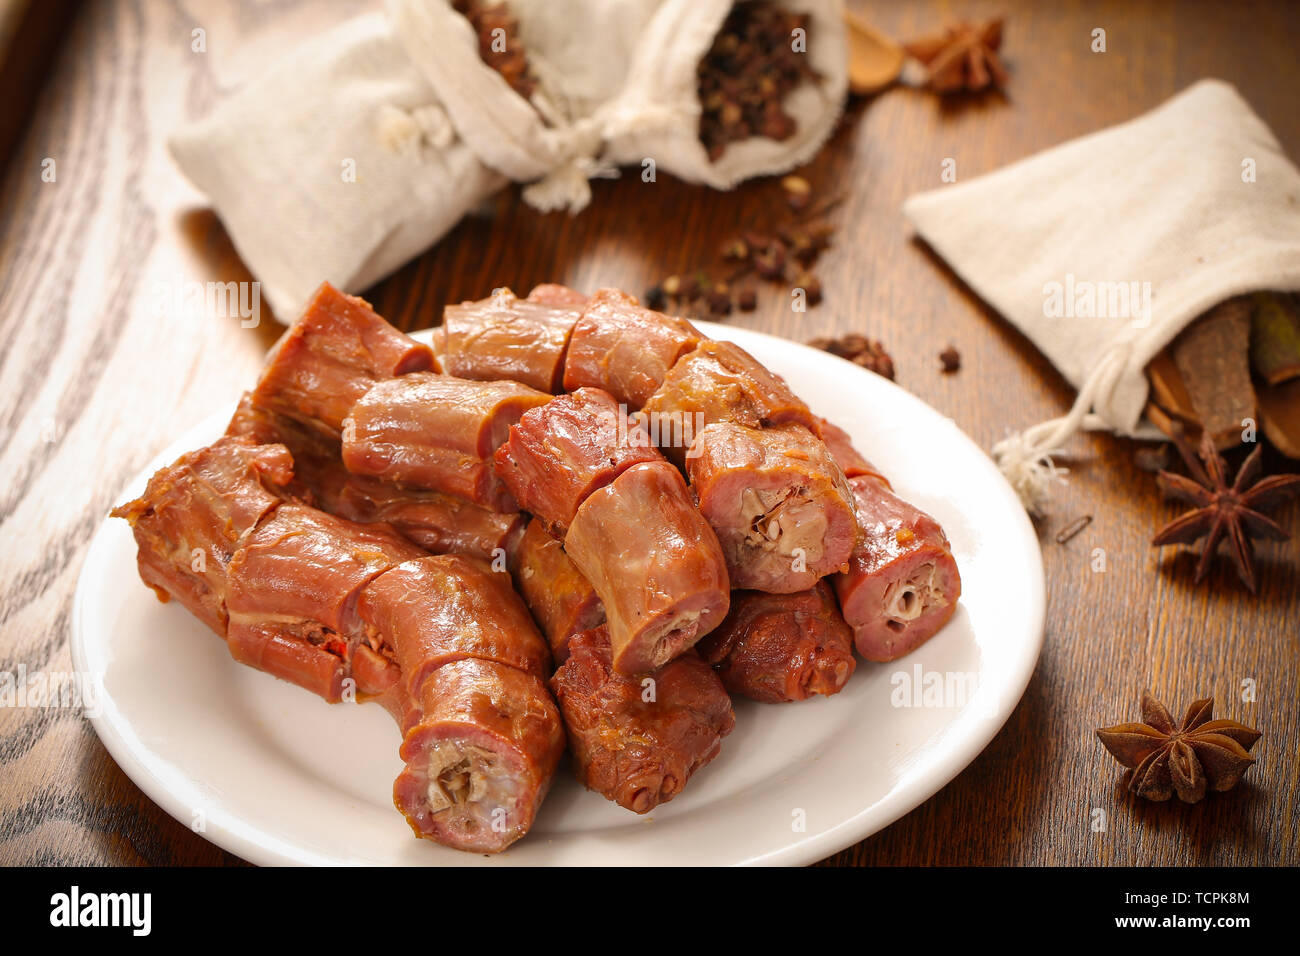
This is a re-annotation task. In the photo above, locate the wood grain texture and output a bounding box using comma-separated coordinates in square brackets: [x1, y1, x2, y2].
[1, 0, 1296, 866]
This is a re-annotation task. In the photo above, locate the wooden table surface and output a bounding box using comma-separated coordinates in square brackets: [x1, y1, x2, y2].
[1, 0, 1297, 867]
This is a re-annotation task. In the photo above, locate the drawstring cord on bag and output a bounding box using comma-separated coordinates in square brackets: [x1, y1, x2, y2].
[520, 119, 617, 214]
[992, 344, 1130, 515]
[520, 102, 691, 213]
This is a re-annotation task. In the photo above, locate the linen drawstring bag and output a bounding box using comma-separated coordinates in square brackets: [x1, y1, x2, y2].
[903, 79, 1300, 513]
[169, 0, 848, 318]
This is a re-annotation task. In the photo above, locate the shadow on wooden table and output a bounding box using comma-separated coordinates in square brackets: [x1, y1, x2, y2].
[176, 207, 283, 353]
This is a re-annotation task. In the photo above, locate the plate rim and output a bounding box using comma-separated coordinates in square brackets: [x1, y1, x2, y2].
[71, 321, 1046, 866]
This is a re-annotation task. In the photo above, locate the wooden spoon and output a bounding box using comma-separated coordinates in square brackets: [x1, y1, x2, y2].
[844, 10, 904, 94]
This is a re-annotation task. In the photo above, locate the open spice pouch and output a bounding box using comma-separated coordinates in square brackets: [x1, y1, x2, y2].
[169, 0, 847, 318]
[903, 79, 1300, 513]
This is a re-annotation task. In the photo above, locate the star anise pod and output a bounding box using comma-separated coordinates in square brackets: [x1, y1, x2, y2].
[1151, 430, 1300, 592]
[904, 18, 1009, 93]
[1096, 692, 1261, 803]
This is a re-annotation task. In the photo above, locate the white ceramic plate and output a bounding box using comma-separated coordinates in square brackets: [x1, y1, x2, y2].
[72, 323, 1044, 866]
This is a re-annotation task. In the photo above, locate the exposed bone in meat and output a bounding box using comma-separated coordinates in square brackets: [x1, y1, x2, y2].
[493, 387, 661, 535]
[510, 518, 604, 663]
[359, 556, 562, 853]
[564, 461, 730, 675]
[563, 289, 702, 409]
[687, 422, 856, 593]
[434, 286, 586, 393]
[341, 373, 549, 511]
[250, 282, 434, 437]
[392, 658, 564, 853]
[550, 626, 734, 814]
[833, 475, 961, 661]
[110, 436, 294, 636]
[696, 583, 856, 702]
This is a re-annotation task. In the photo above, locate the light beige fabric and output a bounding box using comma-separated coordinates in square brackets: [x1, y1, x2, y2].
[904, 79, 1300, 511]
[169, 13, 505, 318]
[169, 0, 847, 317]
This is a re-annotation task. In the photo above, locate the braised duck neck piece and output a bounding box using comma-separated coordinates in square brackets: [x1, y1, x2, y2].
[435, 284, 587, 393]
[342, 372, 550, 512]
[225, 502, 424, 701]
[510, 517, 605, 664]
[550, 626, 734, 814]
[564, 460, 731, 675]
[110, 436, 294, 636]
[228, 393, 525, 561]
[563, 288, 702, 409]
[394, 658, 564, 853]
[687, 421, 857, 593]
[364, 555, 562, 853]
[696, 582, 857, 703]
[250, 281, 433, 436]
[641, 338, 818, 463]
[493, 386, 661, 536]
[833, 475, 962, 661]
[819, 418, 963, 662]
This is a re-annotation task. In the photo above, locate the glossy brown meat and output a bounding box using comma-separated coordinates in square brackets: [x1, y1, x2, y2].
[226, 392, 342, 498]
[110, 437, 293, 635]
[696, 583, 856, 702]
[525, 283, 589, 307]
[564, 460, 730, 675]
[510, 518, 604, 663]
[359, 554, 551, 696]
[563, 289, 702, 409]
[228, 392, 524, 560]
[225, 503, 424, 701]
[687, 422, 857, 593]
[250, 282, 434, 435]
[833, 475, 962, 661]
[641, 339, 818, 463]
[341, 372, 549, 511]
[816, 416, 889, 484]
[435, 288, 585, 392]
[550, 626, 734, 814]
[393, 658, 565, 853]
[335, 479, 525, 560]
[493, 387, 662, 535]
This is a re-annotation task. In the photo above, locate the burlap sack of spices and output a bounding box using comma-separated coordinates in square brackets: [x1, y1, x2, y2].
[903, 79, 1300, 513]
[169, 0, 847, 317]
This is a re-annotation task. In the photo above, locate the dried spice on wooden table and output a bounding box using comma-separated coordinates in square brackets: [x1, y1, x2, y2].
[698, 3, 821, 161]
[1151, 428, 1300, 592]
[1146, 293, 1300, 458]
[1096, 692, 1261, 804]
[453, 0, 537, 101]
[781, 175, 812, 211]
[646, 188, 838, 320]
[1170, 297, 1256, 447]
[904, 17, 1009, 94]
[1054, 514, 1091, 544]
[1133, 444, 1169, 473]
[807, 333, 895, 381]
[1249, 292, 1300, 386]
